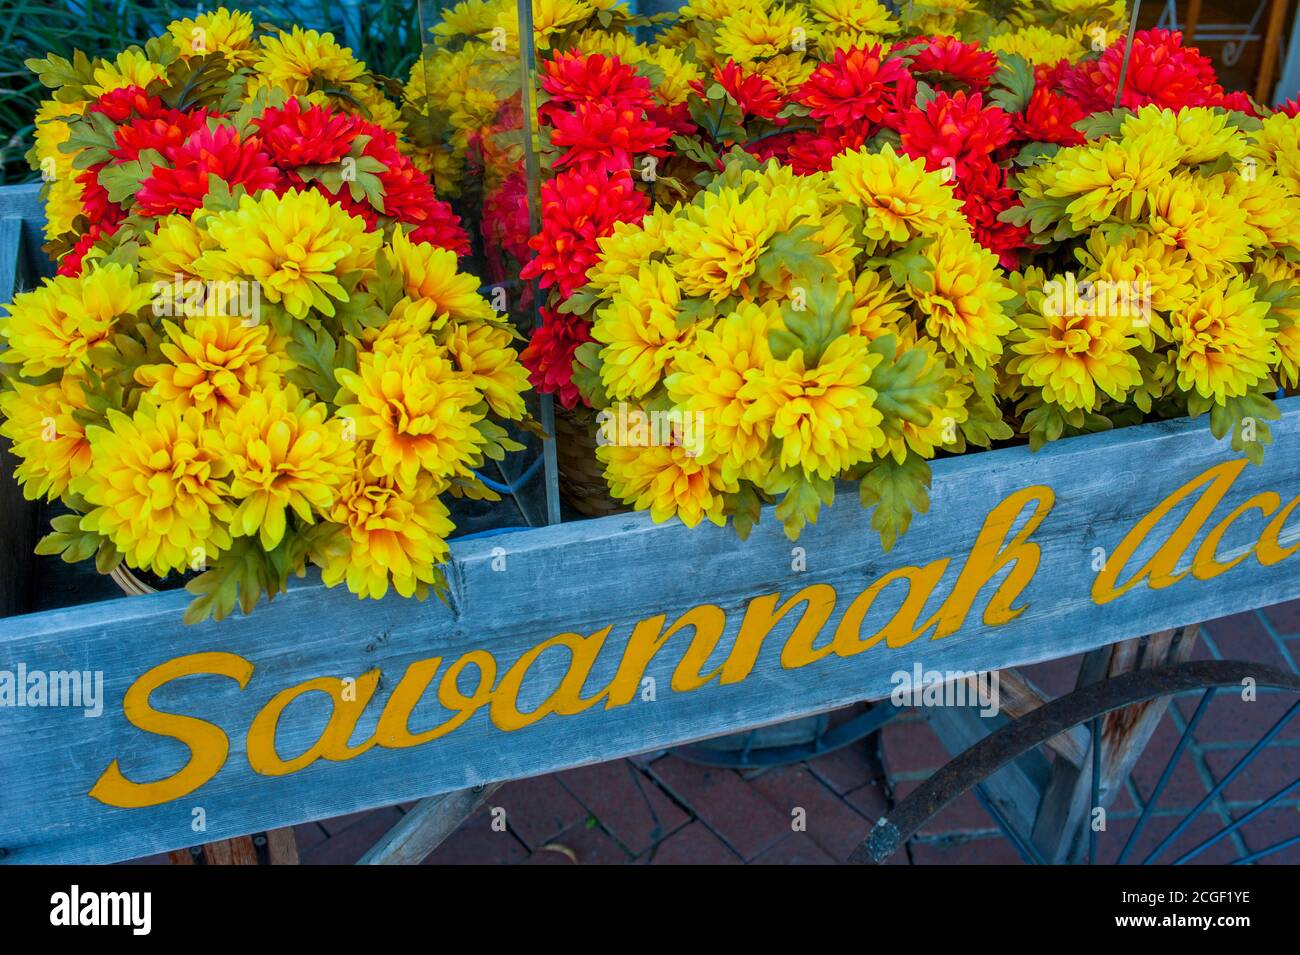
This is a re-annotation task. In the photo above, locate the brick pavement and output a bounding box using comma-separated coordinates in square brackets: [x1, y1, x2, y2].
[139, 600, 1300, 865]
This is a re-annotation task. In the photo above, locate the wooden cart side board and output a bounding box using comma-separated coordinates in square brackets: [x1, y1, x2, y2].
[0, 397, 1296, 864]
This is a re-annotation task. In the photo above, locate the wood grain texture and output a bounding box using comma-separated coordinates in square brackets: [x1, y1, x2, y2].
[357, 784, 501, 865]
[0, 398, 1296, 864]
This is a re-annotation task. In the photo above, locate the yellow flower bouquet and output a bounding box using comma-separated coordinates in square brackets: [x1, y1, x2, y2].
[0, 9, 533, 622]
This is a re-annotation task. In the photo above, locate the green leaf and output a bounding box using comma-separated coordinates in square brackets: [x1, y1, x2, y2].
[988, 53, 1035, 114]
[858, 454, 931, 551]
[867, 334, 952, 441]
[772, 471, 835, 540]
[770, 277, 852, 367]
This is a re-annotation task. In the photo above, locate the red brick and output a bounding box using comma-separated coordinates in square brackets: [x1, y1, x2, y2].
[1232, 806, 1300, 864]
[1129, 716, 1210, 809]
[751, 834, 836, 864]
[880, 720, 952, 778]
[1262, 600, 1300, 638]
[1202, 745, 1300, 805]
[649, 756, 791, 859]
[557, 759, 689, 854]
[302, 806, 403, 864]
[909, 836, 1024, 864]
[1017, 653, 1082, 699]
[318, 806, 390, 836]
[807, 741, 876, 794]
[493, 775, 588, 849]
[892, 778, 996, 836]
[750, 766, 873, 862]
[292, 822, 329, 854]
[1178, 685, 1300, 743]
[1202, 611, 1292, 669]
[424, 806, 529, 864]
[1099, 810, 1241, 865]
[641, 821, 742, 864]
[522, 821, 633, 865]
[845, 781, 890, 821]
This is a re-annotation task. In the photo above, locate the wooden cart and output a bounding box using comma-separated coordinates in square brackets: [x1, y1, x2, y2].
[1, 183, 1298, 866]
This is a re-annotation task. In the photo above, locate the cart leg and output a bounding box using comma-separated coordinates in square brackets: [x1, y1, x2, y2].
[1029, 626, 1199, 863]
[168, 828, 299, 865]
[358, 784, 502, 865]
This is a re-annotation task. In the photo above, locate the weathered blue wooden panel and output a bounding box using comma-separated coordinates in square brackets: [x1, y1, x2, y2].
[0, 398, 1297, 863]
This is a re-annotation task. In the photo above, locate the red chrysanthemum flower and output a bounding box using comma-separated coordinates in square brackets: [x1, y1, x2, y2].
[1215, 90, 1259, 116]
[57, 222, 118, 278]
[905, 36, 997, 90]
[521, 168, 648, 299]
[483, 170, 532, 265]
[650, 101, 696, 137]
[797, 45, 914, 130]
[135, 124, 283, 216]
[111, 109, 211, 162]
[956, 162, 1028, 268]
[1014, 83, 1086, 146]
[520, 306, 593, 409]
[410, 199, 470, 254]
[1034, 61, 1072, 91]
[1060, 29, 1224, 113]
[549, 102, 671, 177]
[255, 98, 357, 168]
[539, 50, 652, 122]
[75, 164, 126, 230]
[781, 119, 874, 174]
[705, 60, 786, 120]
[900, 90, 1013, 180]
[88, 85, 167, 124]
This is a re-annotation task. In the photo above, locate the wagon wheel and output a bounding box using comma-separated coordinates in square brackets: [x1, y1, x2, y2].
[851, 648, 1300, 865]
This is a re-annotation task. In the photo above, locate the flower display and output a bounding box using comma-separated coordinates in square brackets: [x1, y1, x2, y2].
[1, 10, 532, 623]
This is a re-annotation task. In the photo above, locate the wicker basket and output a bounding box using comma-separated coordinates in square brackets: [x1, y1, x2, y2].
[553, 404, 628, 518]
[109, 565, 157, 597]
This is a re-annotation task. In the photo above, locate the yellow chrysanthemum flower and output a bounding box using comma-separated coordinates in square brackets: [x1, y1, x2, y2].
[439, 319, 530, 419]
[667, 187, 775, 301]
[1250, 112, 1300, 193]
[335, 339, 487, 491]
[86, 49, 167, 97]
[588, 208, 675, 297]
[739, 335, 884, 481]
[135, 316, 284, 419]
[808, 0, 898, 34]
[165, 8, 258, 67]
[32, 98, 85, 240]
[140, 213, 213, 282]
[910, 229, 1015, 369]
[76, 403, 233, 576]
[849, 270, 910, 340]
[831, 144, 962, 245]
[598, 440, 736, 528]
[665, 300, 778, 477]
[1046, 132, 1181, 229]
[715, 3, 813, 63]
[986, 26, 1087, 66]
[197, 188, 380, 319]
[1169, 276, 1276, 402]
[1120, 106, 1248, 167]
[0, 264, 152, 376]
[593, 262, 692, 399]
[1146, 173, 1254, 274]
[250, 27, 365, 97]
[220, 386, 354, 550]
[1230, 169, 1300, 251]
[1008, 273, 1144, 411]
[432, 0, 505, 39]
[0, 377, 90, 501]
[388, 228, 497, 324]
[320, 459, 454, 599]
[751, 53, 815, 93]
[1075, 229, 1196, 326]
